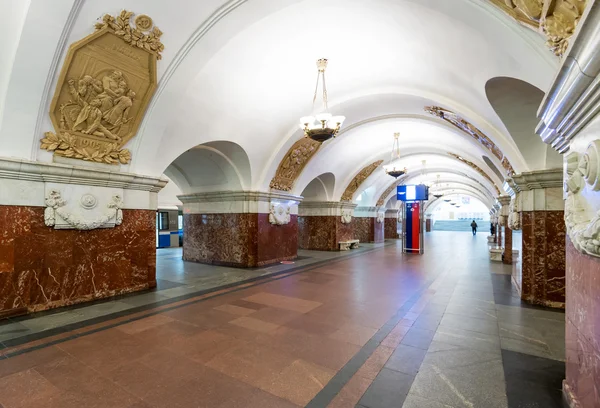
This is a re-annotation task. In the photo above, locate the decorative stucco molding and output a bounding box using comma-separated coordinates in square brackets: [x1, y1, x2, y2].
[269, 138, 321, 191]
[498, 195, 512, 227]
[508, 169, 564, 191]
[298, 201, 356, 217]
[44, 189, 124, 230]
[269, 202, 291, 225]
[564, 140, 600, 257]
[179, 190, 302, 215]
[341, 210, 353, 224]
[0, 157, 167, 191]
[508, 195, 521, 230]
[341, 160, 383, 201]
[377, 181, 399, 207]
[488, 0, 587, 57]
[376, 211, 385, 223]
[426, 106, 515, 177]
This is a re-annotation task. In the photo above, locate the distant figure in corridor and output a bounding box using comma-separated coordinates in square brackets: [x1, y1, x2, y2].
[471, 220, 478, 236]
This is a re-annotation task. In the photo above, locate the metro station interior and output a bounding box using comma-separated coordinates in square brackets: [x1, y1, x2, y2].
[1, 0, 599, 407]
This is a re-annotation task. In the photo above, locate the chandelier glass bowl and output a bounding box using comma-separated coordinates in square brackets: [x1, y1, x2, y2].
[384, 132, 407, 178]
[299, 59, 345, 142]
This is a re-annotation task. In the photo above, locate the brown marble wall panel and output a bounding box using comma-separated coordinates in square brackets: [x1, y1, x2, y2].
[298, 216, 356, 251]
[256, 214, 297, 266]
[503, 226, 513, 264]
[353, 217, 374, 244]
[0, 205, 155, 315]
[385, 218, 399, 239]
[183, 213, 257, 267]
[519, 211, 566, 308]
[425, 219, 431, 232]
[184, 213, 297, 267]
[337, 218, 354, 243]
[565, 237, 600, 408]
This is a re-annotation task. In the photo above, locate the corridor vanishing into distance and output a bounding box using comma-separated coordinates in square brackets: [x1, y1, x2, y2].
[0, 232, 565, 408]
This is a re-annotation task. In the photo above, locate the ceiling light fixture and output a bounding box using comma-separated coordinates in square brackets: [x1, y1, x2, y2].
[432, 174, 443, 198]
[384, 132, 407, 178]
[299, 59, 345, 143]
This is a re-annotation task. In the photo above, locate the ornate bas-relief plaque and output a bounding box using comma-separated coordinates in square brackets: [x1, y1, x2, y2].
[425, 106, 515, 177]
[341, 210, 353, 224]
[40, 10, 163, 164]
[564, 140, 600, 257]
[269, 202, 291, 225]
[270, 138, 321, 191]
[448, 152, 501, 195]
[376, 212, 385, 223]
[44, 185, 124, 230]
[488, 0, 586, 57]
[341, 160, 383, 202]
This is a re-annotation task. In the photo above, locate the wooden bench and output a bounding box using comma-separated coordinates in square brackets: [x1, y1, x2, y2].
[339, 239, 360, 251]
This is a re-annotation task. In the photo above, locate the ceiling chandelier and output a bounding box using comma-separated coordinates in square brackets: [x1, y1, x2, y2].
[384, 132, 407, 178]
[299, 59, 345, 143]
[432, 174, 443, 198]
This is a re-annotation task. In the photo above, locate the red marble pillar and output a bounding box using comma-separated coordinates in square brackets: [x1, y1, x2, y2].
[298, 216, 353, 251]
[0, 206, 157, 316]
[503, 226, 513, 264]
[425, 218, 431, 232]
[354, 207, 384, 243]
[520, 211, 565, 308]
[384, 209, 399, 239]
[564, 237, 600, 408]
[181, 192, 301, 267]
[297, 202, 356, 250]
[497, 224, 503, 248]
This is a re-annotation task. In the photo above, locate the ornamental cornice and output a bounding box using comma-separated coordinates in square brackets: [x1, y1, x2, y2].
[0, 157, 167, 192]
[299, 201, 357, 210]
[508, 169, 563, 191]
[178, 190, 303, 204]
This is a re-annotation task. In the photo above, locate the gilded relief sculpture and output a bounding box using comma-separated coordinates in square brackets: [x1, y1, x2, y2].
[488, 0, 586, 57]
[377, 181, 400, 207]
[425, 106, 515, 177]
[40, 10, 162, 164]
[270, 138, 321, 191]
[341, 160, 383, 202]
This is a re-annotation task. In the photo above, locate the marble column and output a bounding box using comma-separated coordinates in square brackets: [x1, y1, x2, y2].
[425, 214, 432, 232]
[179, 191, 301, 267]
[498, 195, 511, 264]
[0, 157, 164, 317]
[384, 209, 399, 239]
[510, 170, 565, 308]
[354, 206, 385, 243]
[297, 201, 356, 251]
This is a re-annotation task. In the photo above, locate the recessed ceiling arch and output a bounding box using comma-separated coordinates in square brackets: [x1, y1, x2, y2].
[425, 191, 492, 213]
[300, 172, 336, 201]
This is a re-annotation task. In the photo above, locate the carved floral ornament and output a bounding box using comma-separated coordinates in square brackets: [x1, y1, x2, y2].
[270, 138, 321, 191]
[40, 10, 162, 165]
[268, 202, 292, 225]
[341, 210, 353, 224]
[425, 106, 515, 177]
[44, 190, 123, 230]
[376, 212, 385, 223]
[488, 0, 586, 57]
[564, 140, 600, 258]
[341, 160, 384, 202]
[508, 195, 521, 230]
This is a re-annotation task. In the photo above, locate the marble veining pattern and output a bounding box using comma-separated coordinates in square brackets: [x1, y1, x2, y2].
[519, 211, 566, 308]
[0, 205, 155, 314]
[298, 216, 354, 251]
[384, 218, 398, 239]
[565, 237, 600, 408]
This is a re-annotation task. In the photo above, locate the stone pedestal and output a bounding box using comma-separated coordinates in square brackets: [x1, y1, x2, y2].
[384, 209, 399, 239]
[180, 191, 301, 267]
[510, 171, 565, 308]
[0, 158, 164, 316]
[297, 201, 356, 251]
[354, 206, 385, 243]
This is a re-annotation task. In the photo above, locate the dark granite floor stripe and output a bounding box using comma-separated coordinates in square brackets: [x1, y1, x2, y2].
[0, 243, 390, 354]
[305, 273, 445, 408]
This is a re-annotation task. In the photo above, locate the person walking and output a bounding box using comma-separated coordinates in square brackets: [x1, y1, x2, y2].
[471, 220, 478, 236]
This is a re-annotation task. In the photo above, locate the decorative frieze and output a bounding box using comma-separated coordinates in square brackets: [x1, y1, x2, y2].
[269, 138, 321, 191]
[426, 106, 515, 177]
[341, 160, 383, 201]
[298, 201, 356, 217]
[179, 191, 302, 215]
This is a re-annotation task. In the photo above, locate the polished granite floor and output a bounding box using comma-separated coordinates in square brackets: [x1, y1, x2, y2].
[0, 232, 566, 407]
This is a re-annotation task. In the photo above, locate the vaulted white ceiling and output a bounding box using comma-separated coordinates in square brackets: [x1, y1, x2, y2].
[0, 0, 560, 209]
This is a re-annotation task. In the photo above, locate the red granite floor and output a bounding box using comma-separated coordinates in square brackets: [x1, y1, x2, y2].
[0, 237, 475, 407]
